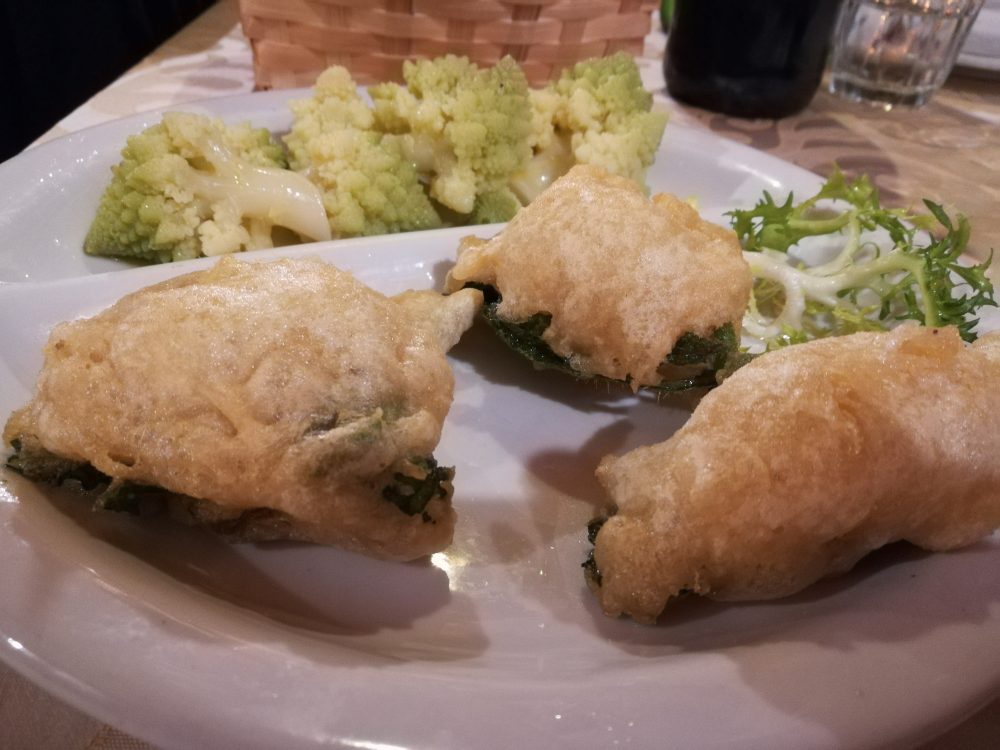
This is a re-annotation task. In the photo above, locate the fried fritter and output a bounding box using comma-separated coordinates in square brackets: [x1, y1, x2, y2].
[591, 325, 1000, 622]
[444, 164, 751, 390]
[4, 256, 482, 560]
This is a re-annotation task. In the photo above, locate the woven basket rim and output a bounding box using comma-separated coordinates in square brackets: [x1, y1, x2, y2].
[239, 0, 657, 88]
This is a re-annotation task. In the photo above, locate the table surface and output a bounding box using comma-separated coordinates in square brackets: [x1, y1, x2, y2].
[1, 1, 998, 748]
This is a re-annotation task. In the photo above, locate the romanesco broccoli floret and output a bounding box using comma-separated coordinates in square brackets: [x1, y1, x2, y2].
[468, 187, 524, 225]
[84, 112, 331, 263]
[285, 66, 442, 237]
[511, 52, 668, 203]
[368, 55, 533, 219]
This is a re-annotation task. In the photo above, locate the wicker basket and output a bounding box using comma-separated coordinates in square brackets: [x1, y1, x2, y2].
[239, 0, 659, 89]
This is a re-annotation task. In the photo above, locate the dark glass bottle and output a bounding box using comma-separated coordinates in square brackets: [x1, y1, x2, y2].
[665, 0, 843, 119]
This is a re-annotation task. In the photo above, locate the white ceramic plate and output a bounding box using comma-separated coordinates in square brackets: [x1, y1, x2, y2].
[0, 92, 998, 750]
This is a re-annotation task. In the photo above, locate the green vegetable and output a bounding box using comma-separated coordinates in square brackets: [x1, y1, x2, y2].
[512, 52, 668, 203]
[468, 283, 745, 391]
[664, 327, 751, 386]
[5, 437, 104, 489]
[582, 512, 693, 603]
[582, 515, 608, 587]
[728, 167, 996, 347]
[11, 447, 292, 536]
[95, 480, 167, 515]
[370, 55, 534, 219]
[467, 187, 525, 226]
[294, 53, 666, 230]
[7, 438, 169, 515]
[85, 112, 332, 262]
[86, 54, 667, 258]
[467, 283, 570, 374]
[284, 66, 443, 237]
[382, 457, 454, 519]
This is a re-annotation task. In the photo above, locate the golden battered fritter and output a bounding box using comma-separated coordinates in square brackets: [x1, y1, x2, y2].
[445, 164, 751, 389]
[4, 256, 482, 560]
[591, 325, 1000, 622]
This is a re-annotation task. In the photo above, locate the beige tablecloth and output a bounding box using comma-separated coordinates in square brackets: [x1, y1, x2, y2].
[673, 80, 1000, 265]
[3, 1, 999, 747]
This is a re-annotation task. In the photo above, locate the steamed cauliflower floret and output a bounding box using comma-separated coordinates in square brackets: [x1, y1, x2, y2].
[285, 66, 442, 237]
[84, 112, 331, 263]
[369, 55, 533, 219]
[511, 52, 668, 204]
[526, 86, 562, 153]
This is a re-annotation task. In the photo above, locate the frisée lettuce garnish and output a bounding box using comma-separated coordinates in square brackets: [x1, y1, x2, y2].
[728, 168, 995, 349]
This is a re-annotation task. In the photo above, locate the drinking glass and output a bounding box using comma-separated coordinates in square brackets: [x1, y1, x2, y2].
[829, 0, 985, 109]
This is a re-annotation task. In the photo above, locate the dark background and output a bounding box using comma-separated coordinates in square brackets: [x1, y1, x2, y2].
[0, 0, 216, 163]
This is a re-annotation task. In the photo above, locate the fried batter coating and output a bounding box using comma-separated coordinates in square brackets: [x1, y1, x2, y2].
[4, 257, 482, 560]
[444, 164, 751, 389]
[592, 325, 1000, 622]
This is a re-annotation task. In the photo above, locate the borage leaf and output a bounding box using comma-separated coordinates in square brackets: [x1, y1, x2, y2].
[468, 284, 747, 392]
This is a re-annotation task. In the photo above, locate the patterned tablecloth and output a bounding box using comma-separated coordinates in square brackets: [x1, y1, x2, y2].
[2, 1, 999, 748]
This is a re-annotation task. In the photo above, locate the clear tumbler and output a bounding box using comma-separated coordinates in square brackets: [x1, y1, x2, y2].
[829, 0, 985, 109]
